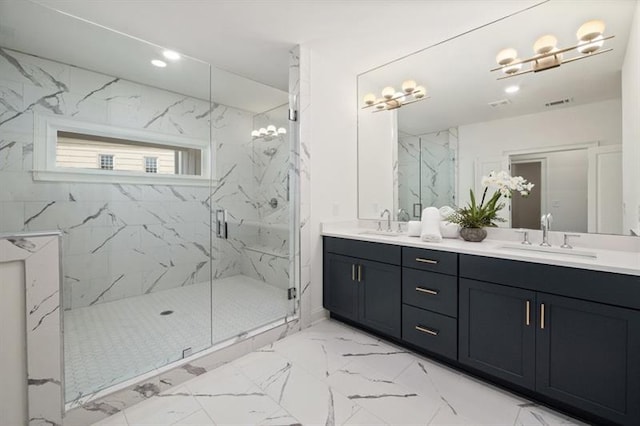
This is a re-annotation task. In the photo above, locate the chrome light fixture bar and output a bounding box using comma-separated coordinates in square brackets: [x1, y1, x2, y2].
[491, 20, 614, 80]
[362, 80, 429, 112]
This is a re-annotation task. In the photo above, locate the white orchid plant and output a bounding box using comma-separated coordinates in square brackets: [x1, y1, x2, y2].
[447, 170, 534, 228]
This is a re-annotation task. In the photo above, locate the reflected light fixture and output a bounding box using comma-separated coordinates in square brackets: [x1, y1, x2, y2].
[251, 125, 286, 141]
[491, 19, 613, 80]
[151, 59, 167, 68]
[163, 50, 181, 61]
[362, 79, 428, 112]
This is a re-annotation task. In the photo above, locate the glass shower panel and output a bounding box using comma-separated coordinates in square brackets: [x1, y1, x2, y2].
[210, 100, 293, 345]
[0, 1, 212, 403]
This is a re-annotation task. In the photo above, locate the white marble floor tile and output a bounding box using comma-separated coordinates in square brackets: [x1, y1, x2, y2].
[257, 408, 301, 425]
[327, 359, 440, 425]
[341, 407, 388, 425]
[91, 411, 129, 426]
[194, 384, 283, 426]
[94, 319, 589, 426]
[124, 386, 201, 426]
[170, 409, 215, 425]
[514, 403, 589, 426]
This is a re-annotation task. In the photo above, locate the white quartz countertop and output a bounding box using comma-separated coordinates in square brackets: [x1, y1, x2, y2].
[322, 223, 640, 277]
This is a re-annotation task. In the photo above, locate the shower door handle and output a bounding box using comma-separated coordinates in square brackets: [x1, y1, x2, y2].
[215, 209, 228, 239]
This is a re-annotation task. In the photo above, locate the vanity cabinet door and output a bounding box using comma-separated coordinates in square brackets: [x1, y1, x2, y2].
[323, 253, 358, 321]
[459, 279, 536, 390]
[536, 294, 640, 425]
[358, 259, 401, 338]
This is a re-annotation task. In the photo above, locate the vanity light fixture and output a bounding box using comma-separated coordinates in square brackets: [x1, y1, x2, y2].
[362, 79, 429, 112]
[151, 59, 167, 68]
[491, 19, 614, 80]
[162, 50, 181, 61]
[251, 125, 286, 141]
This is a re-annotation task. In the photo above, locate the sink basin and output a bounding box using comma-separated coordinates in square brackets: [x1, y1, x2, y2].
[498, 243, 597, 259]
[358, 230, 403, 237]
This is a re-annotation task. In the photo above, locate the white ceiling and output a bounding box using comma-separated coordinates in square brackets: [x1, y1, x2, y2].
[0, 0, 579, 116]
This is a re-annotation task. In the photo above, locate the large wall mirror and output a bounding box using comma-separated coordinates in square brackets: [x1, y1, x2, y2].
[357, 0, 640, 236]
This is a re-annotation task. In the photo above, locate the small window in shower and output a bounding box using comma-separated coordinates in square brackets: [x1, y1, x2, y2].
[57, 132, 200, 176]
[34, 114, 211, 185]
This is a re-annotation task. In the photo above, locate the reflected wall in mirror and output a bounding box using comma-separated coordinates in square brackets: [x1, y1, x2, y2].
[357, 0, 640, 236]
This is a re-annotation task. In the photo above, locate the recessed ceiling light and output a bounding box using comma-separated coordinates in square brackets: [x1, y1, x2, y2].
[163, 50, 181, 61]
[151, 59, 167, 68]
[505, 85, 520, 94]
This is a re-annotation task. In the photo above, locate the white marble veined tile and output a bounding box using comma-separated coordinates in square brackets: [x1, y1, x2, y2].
[257, 362, 360, 426]
[271, 322, 399, 379]
[170, 409, 215, 426]
[195, 384, 283, 426]
[326, 360, 440, 425]
[91, 411, 129, 426]
[342, 407, 388, 425]
[93, 319, 590, 426]
[514, 403, 589, 426]
[123, 386, 201, 426]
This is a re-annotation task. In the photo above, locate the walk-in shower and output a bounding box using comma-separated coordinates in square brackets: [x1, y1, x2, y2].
[0, 0, 297, 407]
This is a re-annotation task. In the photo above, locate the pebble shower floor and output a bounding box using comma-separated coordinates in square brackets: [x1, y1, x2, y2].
[64, 275, 289, 402]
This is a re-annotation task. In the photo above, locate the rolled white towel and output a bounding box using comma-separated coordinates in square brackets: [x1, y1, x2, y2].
[440, 221, 460, 239]
[421, 207, 443, 243]
[439, 205, 456, 220]
[407, 220, 422, 237]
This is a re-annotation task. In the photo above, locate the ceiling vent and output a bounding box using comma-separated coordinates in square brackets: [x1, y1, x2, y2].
[545, 98, 573, 107]
[488, 99, 511, 108]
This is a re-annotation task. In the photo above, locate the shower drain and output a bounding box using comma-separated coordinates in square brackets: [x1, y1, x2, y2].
[160, 310, 174, 316]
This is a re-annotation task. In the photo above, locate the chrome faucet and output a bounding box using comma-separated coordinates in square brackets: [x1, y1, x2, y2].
[540, 213, 553, 247]
[397, 208, 410, 222]
[380, 209, 392, 232]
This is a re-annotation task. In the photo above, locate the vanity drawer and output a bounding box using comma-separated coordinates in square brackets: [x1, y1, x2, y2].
[459, 254, 640, 310]
[402, 304, 457, 360]
[324, 237, 401, 265]
[402, 247, 457, 275]
[402, 268, 457, 317]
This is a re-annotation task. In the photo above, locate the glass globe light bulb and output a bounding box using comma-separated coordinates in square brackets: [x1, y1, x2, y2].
[577, 20, 605, 42]
[267, 125, 276, 134]
[496, 48, 518, 66]
[251, 130, 260, 138]
[259, 128, 267, 136]
[277, 127, 287, 134]
[413, 86, 426, 99]
[363, 93, 376, 106]
[401, 80, 417, 94]
[381, 86, 395, 100]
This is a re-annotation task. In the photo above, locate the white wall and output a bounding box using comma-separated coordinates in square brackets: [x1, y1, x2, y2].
[0, 261, 27, 426]
[458, 98, 621, 196]
[622, 2, 640, 234]
[300, 1, 542, 322]
[358, 109, 396, 218]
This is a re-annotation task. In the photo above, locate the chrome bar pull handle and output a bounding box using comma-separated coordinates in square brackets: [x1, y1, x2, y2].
[215, 209, 228, 239]
[540, 303, 546, 329]
[415, 258, 438, 265]
[351, 264, 356, 281]
[357, 265, 362, 282]
[415, 325, 439, 336]
[525, 300, 531, 326]
[416, 287, 439, 295]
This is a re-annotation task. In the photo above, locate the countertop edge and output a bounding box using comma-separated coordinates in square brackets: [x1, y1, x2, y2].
[322, 229, 640, 277]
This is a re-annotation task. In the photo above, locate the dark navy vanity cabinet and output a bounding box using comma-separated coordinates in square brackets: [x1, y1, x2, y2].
[323, 236, 640, 425]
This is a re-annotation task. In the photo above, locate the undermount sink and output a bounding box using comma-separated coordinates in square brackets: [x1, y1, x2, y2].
[358, 230, 403, 237]
[498, 243, 598, 259]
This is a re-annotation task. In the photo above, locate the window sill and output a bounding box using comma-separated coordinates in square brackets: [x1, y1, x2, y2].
[32, 169, 214, 187]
